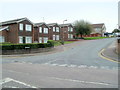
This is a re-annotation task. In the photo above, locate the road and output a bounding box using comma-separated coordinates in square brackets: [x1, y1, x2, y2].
[1, 38, 119, 88]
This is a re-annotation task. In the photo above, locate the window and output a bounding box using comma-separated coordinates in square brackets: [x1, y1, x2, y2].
[19, 23, 23, 31]
[26, 24, 32, 31]
[19, 36, 23, 43]
[26, 36, 32, 43]
[71, 28, 73, 32]
[53, 27, 55, 32]
[68, 34, 73, 39]
[68, 27, 73, 32]
[43, 37, 48, 43]
[56, 27, 59, 32]
[95, 28, 101, 32]
[39, 37, 42, 43]
[56, 35, 59, 40]
[39, 27, 42, 33]
[0, 36, 5, 43]
[44, 28, 48, 34]
[53, 35, 55, 40]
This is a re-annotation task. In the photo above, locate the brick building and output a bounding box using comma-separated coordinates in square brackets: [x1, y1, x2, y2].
[0, 18, 34, 43]
[34, 22, 50, 43]
[47, 23, 60, 41]
[59, 23, 75, 41]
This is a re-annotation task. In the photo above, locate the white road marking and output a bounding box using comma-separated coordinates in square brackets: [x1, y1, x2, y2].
[59, 64, 67, 67]
[68, 65, 77, 67]
[1, 78, 37, 88]
[78, 65, 87, 68]
[42, 63, 118, 70]
[53, 77, 111, 86]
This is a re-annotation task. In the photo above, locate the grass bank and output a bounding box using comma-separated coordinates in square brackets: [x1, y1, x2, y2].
[84, 37, 109, 40]
[54, 41, 75, 46]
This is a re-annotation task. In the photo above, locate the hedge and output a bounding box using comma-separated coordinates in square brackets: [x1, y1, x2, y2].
[0, 41, 54, 50]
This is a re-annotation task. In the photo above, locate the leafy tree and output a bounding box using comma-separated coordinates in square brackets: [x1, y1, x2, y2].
[74, 20, 92, 38]
[112, 29, 120, 33]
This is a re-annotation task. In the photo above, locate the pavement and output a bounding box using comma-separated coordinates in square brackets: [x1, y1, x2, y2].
[101, 40, 120, 63]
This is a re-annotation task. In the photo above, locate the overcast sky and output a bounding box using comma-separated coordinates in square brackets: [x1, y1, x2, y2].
[0, 0, 119, 32]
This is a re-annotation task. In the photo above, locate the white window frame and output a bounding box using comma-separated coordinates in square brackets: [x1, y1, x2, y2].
[68, 27, 73, 32]
[39, 37, 42, 43]
[53, 27, 55, 32]
[71, 28, 73, 32]
[43, 37, 48, 43]
[19, 36, 23, 43]
[53, 35, 56, 40]
[56, 27, 59, 32]
[39, 27, 42, 33]
[56, 35, 59, 40]
[0, 36, 5, 43]
[19, 23, 23, 31]
[25, 24, 32, 31]
[26, 36, 32, 43]
[43, 28, 48, 34]
[68, 34, 73, 39]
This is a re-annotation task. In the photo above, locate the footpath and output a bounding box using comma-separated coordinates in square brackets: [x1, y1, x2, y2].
[101, 41, 119, 63]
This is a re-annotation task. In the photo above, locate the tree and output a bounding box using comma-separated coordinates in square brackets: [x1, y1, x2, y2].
[74, 20, 92, 38]
[112, 29, 120, 33]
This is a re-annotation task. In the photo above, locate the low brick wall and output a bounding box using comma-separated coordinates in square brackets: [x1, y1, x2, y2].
[1, 47, 54, 55]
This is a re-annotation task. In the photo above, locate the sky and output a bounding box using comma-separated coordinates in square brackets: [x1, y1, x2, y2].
[0, 0, 119, 32]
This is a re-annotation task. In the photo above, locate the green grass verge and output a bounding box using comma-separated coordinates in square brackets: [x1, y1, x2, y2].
[84, 37, 109, 40]
[64, 41, 75, 44]
[54, 41, 75, 46]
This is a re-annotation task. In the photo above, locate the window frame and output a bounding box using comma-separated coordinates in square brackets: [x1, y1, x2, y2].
[25, 36, 32, 43]
[25, 24, 32, 31]
[43, 37, 48, 43]
[39, 27, 42, 33]
[19, 23, 23, 31]
[43, 28, 48, 34]
[0, 36, 5, 43]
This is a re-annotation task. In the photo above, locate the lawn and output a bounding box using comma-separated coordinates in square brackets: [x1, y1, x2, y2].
[53, 41, 75, 46]
[84, 37, 109, 40]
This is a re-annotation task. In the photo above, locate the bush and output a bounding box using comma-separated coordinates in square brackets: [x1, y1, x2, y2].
[47, 40, 54, 47]
[1, 43, 53, 50]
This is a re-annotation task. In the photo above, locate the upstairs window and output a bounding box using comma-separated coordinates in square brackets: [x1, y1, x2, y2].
[39, 27, 42, 33]
[68, 27, 73, 32]
[44, 28, 48, 34]
[53, 27, 55, 32]
[0, 36, 5, 43]
[56, 27, 59, 32]
[19, 23, 23, 31]
[26, 24, 32, 31]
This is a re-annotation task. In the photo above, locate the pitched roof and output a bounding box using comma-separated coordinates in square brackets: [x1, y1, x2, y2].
[92, 23, 105, 28]
[34, 22, 49, 28]
[0, 17, 33, 26]
[0, 26, 9, 31]
[47, 23, 59, 26]
[59, 23, 73, 27]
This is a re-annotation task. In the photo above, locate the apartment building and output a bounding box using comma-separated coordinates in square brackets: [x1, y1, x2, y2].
[34, 22, 50, 43]
[59, 23, 75, 41]
[47, 23, 60, 41]
[0, 17, 34, 43]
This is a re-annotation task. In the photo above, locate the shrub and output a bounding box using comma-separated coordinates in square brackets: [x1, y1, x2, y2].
[47, 40, 54, 47]
[1, 43, 53, 50]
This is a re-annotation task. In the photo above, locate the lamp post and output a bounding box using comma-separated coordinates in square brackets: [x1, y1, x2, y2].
[62, 19, 67, 45]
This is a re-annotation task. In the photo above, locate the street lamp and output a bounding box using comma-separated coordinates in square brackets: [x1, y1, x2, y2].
[62, 19, 67, 45]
